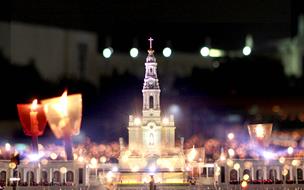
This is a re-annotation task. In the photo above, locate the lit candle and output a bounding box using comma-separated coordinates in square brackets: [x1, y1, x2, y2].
[30, 99, 39, 153]
[30, 100, 38, 132]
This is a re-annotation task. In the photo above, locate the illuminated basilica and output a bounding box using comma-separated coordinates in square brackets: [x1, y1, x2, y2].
[118, 38, 186, 183]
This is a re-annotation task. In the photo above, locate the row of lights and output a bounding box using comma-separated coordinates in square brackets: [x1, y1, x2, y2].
[102, 46, 252, 59]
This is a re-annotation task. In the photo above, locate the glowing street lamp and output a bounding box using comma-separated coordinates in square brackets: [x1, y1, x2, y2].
[130, 47, 139, 58]
[17, 99, 47, 153]
[103, 47, 113, 58]
[162, 47, 172, 57]
[42, 90, 82, 160]
[248, 123, 272, 147]
[242, 46, 251, 56]
[200, 47, 210, 57]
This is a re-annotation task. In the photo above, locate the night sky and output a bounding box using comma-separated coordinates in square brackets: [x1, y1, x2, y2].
[11, 0, 300, 51]
[1, 0, 304, 143]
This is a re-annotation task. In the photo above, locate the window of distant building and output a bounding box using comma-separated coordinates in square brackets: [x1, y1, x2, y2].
[230, 169, 238, 181]
[149, 96, 154, 109]
[297, 168, 303, 181]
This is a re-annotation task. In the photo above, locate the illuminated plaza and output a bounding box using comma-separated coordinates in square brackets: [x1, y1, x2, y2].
[0, 38, 303, 190]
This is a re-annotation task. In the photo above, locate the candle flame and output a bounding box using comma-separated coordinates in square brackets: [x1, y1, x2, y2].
[31, 99, 38, 111]
[53, 90, 68, 117]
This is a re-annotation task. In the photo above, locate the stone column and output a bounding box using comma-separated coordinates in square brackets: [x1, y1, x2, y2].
[49, 168, 52, 184]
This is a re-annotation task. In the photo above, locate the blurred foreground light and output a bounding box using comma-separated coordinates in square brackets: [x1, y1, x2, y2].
[149, 165, 156, 173]
[90, 157, 98, 167]
[103, 47, 113, 58]
[100, 156, 107, 163]
[226, 159, 234, 167]
[5, 143, 11, 151]
[60, 167, 67, 174]
[287, 146, 294, 155]
[291, 160, 300, 166]
[227, 133, 235, 140]
[28, 152, 44, 162]
[279, 157, 285, 164]
[209, 48, 224, 57]
[243, 174, 250, 181]
[228, 148, 235, 157]
[282, 169, 288, 176]
[78, 156, 84, 162]
[163, 47, 172, 57]
[112, 166, 118, 172]
[9, 162, 17, 169]
[169, 104, 180, 115]
[263, 151, 275, 160]
[242, 46, 251, 56]
[241, 181, 248, 188]
[131, 165, 139, 172]
[106, 171, 114, 182]
[200, 47, 209, 57]
[130, 48, 139, 58]
[50, 152, 57, 160]
[233, 163, 240, 170]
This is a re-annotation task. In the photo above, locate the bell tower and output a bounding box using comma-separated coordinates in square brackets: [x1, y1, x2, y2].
[142, 37, 161, 118]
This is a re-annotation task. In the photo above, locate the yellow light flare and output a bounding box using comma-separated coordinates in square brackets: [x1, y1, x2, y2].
[255, 125, 265, 138]
[279, 157, 285, 164]
[78, 156, 84, 162]
[243, 174, 250, 180]
[282, 169, 288, 176]
[233, 163, 240, 170]
[50, 152, 57, 160]
[60, 167, 67, 174]
[226, 159, 234, 167]
[228, 148, 235, 157]
[241, 181, 248, 188]
[8, 162, 17, 169]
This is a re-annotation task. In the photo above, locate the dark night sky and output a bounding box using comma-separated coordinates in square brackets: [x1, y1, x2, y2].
[1, 0, 303, 143]
[10, 0, 301, 51]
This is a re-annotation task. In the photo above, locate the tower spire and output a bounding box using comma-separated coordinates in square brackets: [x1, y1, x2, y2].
[148, 37, 153, 49]
[142, 37, 160, 111]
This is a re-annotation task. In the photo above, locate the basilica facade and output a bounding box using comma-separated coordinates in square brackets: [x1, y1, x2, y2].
[118, 40, 186, 183]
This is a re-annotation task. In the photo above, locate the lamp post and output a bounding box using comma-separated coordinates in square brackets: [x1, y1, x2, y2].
[17, 99, 47, 153]
[42, 91, 82, 160]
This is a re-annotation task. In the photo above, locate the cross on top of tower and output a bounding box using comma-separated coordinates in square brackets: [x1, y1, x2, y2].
[148, 37, 153, 49]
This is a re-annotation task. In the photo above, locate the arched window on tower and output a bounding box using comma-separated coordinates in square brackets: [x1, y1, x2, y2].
[149, 96, 154, 109]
